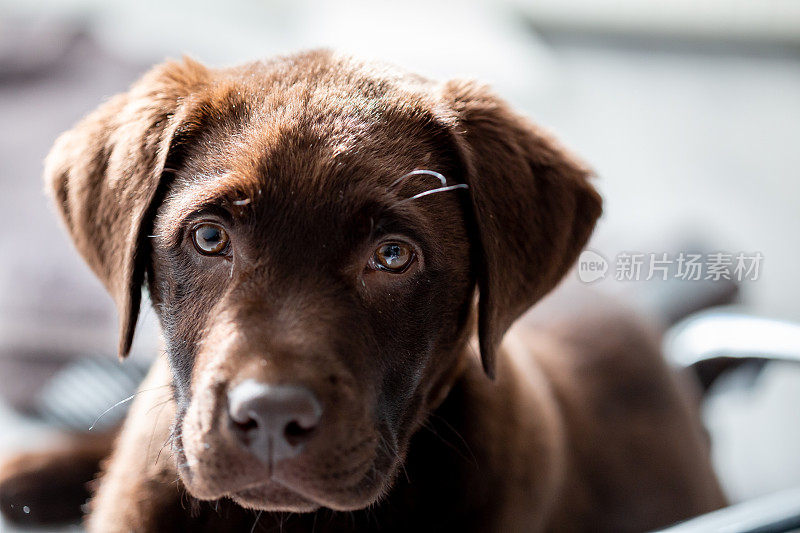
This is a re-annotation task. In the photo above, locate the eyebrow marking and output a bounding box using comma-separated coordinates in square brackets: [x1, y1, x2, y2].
[389, 169, 447, 189]
[390, 169, 469, 204]
[232, 198, 251, 206]
[405, 183, 469, 201]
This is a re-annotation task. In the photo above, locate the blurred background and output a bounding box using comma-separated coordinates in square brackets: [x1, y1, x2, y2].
[0, 0, 798, 530]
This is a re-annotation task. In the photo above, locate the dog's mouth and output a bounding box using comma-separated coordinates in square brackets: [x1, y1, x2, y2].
[223, 456, 384, 512]
[231, 481, 319, 511]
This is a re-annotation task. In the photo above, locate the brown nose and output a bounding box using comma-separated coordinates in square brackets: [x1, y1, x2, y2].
[227, 380, 322, 464]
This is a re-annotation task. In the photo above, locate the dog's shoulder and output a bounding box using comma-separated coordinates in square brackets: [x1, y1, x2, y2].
[502, 300, 726, 530]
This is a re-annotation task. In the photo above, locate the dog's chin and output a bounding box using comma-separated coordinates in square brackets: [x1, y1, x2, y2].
[221, 465, 395, 512]
[177, 453, 399, 513]
[177, 466, 323, 510]
[228, 476, 391, 513]
[230, 483, 321, 512]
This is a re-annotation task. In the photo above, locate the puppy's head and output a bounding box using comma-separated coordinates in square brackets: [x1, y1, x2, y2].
[45, 51, 600, 511]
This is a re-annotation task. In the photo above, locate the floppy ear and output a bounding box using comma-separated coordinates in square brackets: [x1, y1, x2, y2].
[440, 80, 602, 378]
[44, 58, 210, 358]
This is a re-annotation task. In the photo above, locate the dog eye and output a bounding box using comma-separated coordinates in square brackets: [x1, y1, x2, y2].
[371, 242, 414, 273]
[191, 223, 229, 255]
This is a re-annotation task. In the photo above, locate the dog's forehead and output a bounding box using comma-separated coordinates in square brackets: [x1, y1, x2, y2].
[164, 61, 458, 225]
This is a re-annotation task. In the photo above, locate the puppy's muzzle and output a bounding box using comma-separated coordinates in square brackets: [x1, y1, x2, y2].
[226, 380, 323, 466]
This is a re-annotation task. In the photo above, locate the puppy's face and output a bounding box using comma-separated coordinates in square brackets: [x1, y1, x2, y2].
[147, 90, 474, 509]
[45, 50, 601, 513]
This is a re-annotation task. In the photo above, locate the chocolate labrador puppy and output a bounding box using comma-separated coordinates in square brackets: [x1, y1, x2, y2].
[1, 50, 725, 531]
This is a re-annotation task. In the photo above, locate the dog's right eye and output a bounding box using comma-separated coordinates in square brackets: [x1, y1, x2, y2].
[191, 223, 229, 255]
[370, 241, 415, 273]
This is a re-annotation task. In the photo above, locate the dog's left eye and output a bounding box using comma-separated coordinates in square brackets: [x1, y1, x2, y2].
[191, 223, 229, 255]
[370, 242, 415, 273]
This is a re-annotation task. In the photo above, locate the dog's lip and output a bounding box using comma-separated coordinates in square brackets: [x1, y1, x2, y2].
[230, 480, 321, 513]
[178, 455, 387, 511]
[221, 456, 381, 509]
[228, 476, 309, 502]
[229, 468, 341, 501]
[227, 475, 337, 511]
[175, 458, 305, 503]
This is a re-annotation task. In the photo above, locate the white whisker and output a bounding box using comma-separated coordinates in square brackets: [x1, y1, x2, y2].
[389, 169, 447, 189]
[250, 510, 263, 533]
[403, 184, 469, 202]
[88, 394, 136, 431]
[88, 384, 171, 431]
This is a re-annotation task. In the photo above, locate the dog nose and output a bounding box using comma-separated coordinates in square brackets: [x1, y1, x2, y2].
[227, 380, 322, 464]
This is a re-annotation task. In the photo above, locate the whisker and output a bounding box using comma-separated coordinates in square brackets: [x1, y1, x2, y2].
[145, 395, 174, 416]
[377, 433, 408, 483]
[401, 184, 469, 203]
[147, 398, 174, 463]
[428, 412, 478, 467]
[250, 510, 263, 533]
[389, 169, 447, 189]
[88, 384, 171, 431]
[88, 395, 135, 431]
[421, 417, 478, 467]
[154, 429, 173, 466]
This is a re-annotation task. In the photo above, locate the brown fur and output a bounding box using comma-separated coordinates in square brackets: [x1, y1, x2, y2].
[0, 50, 724, 532]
